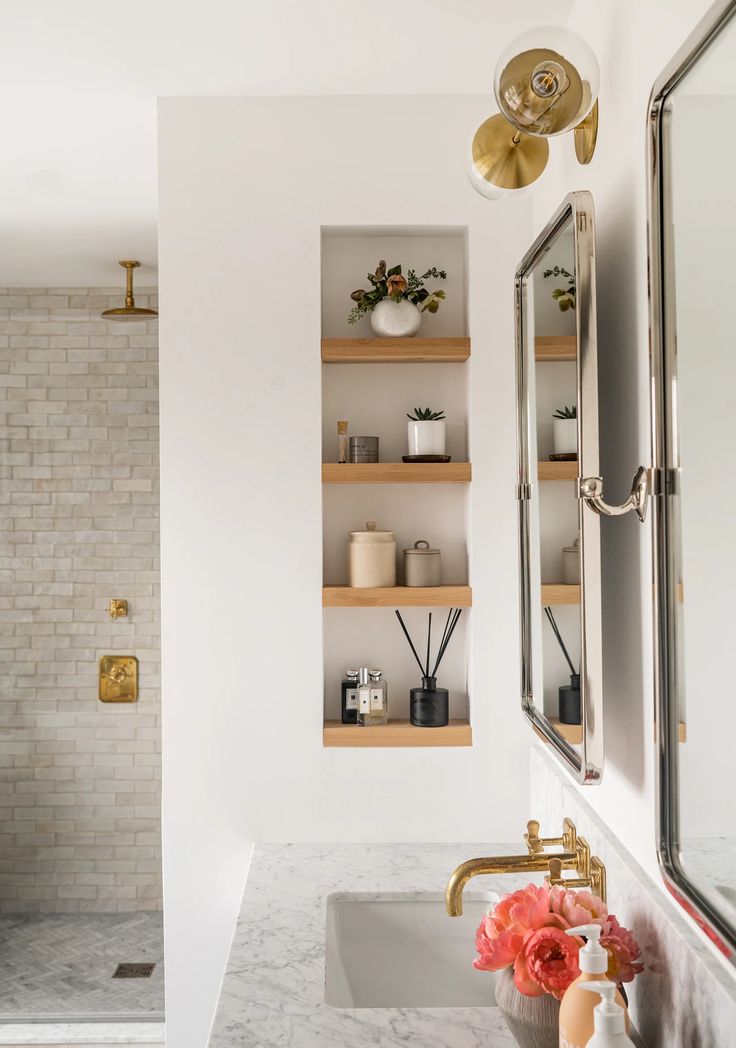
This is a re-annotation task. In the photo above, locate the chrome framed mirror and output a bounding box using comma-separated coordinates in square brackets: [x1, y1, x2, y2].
[649, 0, 736, 962]
[515, 192, 604, 783]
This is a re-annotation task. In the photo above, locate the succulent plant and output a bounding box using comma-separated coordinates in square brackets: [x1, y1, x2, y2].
[407, 407, 447, 421]
[553, 405, 577, 420]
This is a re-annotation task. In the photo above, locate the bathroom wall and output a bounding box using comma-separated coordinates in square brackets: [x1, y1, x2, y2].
[530, 0, 714, 882]
[0, 288, 161, 912]
[158, 94, 533, 1048]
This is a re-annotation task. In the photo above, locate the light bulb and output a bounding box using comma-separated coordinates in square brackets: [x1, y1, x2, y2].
[494, 26, 599, 137]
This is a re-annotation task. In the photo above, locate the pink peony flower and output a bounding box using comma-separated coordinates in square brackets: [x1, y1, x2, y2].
[514, 927, 582, 999]
[474, 884, 565, 972]
[601, 915, 644, 984]
[549, 885, 608, 929]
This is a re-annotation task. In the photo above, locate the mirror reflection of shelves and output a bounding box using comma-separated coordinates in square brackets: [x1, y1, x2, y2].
[321, 227, 471, 748]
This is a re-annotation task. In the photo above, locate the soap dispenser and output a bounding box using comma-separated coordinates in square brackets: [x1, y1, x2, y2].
[578, 982, 635, 1047]
[558, 924, 628, 1048]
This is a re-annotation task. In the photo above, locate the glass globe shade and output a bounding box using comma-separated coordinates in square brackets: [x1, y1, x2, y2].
[493, 25, 600, 137]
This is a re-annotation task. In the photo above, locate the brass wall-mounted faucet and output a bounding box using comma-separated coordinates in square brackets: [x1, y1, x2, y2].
[446, 818, 607, 916]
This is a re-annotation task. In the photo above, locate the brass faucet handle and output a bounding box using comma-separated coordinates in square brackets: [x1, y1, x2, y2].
[546, 857, 592, 892]
[525, 817, 575, 855]
[547, 857, 564, 883]
[525, 820, 544, 853]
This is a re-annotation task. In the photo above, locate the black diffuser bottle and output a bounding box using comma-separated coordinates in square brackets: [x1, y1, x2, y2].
[395, 607, 462, 729]
[558, 672, 581, 725]
[410, 675, 449, 728]
[544, 607, 581, 726]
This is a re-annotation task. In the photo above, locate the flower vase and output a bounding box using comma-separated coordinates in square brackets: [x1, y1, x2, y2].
[494, 968, 560, 1048]
[370, 298, 422, 337]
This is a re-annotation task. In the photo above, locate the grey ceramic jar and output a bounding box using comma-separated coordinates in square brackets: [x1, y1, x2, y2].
[403, 539, 441, 587]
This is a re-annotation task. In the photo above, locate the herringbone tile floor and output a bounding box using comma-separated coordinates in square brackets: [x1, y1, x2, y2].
[0, 912, 164, 1019]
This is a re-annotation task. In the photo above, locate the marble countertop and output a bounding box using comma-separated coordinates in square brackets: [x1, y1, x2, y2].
[208, 842, 538, 1048]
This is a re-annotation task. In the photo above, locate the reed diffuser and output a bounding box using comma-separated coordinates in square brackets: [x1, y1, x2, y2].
[544, 606, 580, 725]
[394, 608, 463, 727]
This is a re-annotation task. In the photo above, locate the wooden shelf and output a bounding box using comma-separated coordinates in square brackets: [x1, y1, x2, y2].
[322, 462, 471, 484]
[535, 336, 576, 362]
[321, 337, 470, 364]
[541, 584, 581, 605]
[323, 585, 472, 608]
[537, 460, 578, 481]
[549, 718, 583, 744]
[324, 719, 472, 748]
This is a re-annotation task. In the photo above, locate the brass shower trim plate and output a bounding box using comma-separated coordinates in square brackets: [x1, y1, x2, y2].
[99, 655, 138, 703]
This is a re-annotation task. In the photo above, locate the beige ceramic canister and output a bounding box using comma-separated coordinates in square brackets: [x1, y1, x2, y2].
[348, 521, 396, 588]
[403, 539, 441, 587]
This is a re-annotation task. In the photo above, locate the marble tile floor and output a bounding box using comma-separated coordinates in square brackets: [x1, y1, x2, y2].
[0, 913, 164, 1023]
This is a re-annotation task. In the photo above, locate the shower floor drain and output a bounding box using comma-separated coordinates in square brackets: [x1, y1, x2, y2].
[113, 962, 156, 979]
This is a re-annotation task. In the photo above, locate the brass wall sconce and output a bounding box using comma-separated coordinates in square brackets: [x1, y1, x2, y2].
[108, 598, 128, 620]
[468, 26, 600, 198]
[99, 655, 138, 703]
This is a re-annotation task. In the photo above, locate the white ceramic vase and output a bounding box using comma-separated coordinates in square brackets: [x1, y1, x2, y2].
[494, 968, 560, 1048]
[407, 419, 446, 457]
[370, 298, 422, 338]
[552, 418, 577, 456]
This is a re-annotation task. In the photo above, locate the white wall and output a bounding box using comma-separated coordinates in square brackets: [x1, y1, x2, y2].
[158, 95, 533, 1048]
[531, 0, 714, 879]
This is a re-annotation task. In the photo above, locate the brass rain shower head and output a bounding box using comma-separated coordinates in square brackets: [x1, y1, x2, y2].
[101, 261, 158, 320]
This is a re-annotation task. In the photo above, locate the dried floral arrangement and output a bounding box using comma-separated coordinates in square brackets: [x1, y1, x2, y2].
[348, 260, 447, 324]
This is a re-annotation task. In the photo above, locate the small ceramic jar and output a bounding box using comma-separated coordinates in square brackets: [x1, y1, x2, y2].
[403, 539, 441, 587]
[348, 521, 396, 588]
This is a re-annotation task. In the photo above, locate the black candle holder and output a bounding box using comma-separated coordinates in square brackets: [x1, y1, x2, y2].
[410, 675, 449, 728]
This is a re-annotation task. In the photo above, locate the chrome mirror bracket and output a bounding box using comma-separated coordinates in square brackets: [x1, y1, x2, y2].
[579, 466, 649, 523]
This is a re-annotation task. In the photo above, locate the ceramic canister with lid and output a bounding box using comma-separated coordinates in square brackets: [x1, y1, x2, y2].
[348, 521, 396, 588]
[403, 539, 441, 587]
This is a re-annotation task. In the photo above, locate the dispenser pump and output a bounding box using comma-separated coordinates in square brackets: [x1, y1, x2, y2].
[566, 923, 608, 974]
[579, 982, 635, 1045]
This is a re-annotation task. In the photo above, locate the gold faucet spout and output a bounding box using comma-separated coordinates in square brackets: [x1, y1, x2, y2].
[445, 852, 577, 916]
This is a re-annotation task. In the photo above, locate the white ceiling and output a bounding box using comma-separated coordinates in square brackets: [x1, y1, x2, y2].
[1, 0, 572, 286]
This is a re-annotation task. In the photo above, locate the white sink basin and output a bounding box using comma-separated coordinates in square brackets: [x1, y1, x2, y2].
[324, 891, 499, 1009]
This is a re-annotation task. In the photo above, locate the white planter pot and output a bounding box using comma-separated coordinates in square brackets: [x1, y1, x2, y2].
[370, 299, 422, 338]
[552, 418, 577, 456]
[407, 419, 446, 457]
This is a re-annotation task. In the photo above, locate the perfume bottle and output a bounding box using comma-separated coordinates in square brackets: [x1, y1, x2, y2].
[341, 669, 360, 724]
[357, 668, 388, 726]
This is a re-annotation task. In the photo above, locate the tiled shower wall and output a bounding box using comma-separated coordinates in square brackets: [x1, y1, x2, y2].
[0, 287, 161, 912]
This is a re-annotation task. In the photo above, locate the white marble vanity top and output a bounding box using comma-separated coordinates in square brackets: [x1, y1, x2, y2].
[208, 842, 536, 1048]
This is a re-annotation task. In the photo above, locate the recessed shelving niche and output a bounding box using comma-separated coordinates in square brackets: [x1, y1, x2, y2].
[321, 226, 471, 748]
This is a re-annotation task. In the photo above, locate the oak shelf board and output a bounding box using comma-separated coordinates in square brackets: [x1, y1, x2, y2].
[537, 460, 578, 481]
[323, 585, 472, 608]
[549, 718, 583, 745]
[535, 336, 577, 362]
[321, 337, 470, 364]
[541, 584, 581, 605]
[323, 719, 472, 748]
[322, 462, 471, 484]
